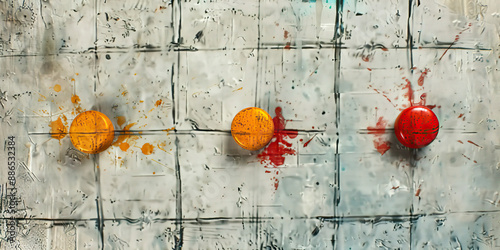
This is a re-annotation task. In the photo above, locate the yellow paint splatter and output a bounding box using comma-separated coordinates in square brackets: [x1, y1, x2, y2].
[53, 84, 61, 92]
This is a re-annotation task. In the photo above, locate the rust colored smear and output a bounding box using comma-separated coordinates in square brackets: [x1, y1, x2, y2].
[467, 140, 483, 148]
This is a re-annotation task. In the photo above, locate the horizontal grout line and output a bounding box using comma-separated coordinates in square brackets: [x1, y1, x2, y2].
[28, 129, 327, 136]
[0, 45, 492, 58]
[2, 209, 499, 223]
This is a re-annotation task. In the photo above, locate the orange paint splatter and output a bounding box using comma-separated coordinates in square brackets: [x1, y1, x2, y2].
[53, 84, 61, 92]
[70, 94, 84, 115]
[116, 116, 126, 127]
[141, 143, 154, 155]
[113, 123, 137, 150]
[163, 127, 175, 134]
[155, 99, 163, 107]
[119, 142, 130, 152]
[232, 87, 243, 92]
[361, 56, 370, 62]
[71, 94, 81, 104]
[49, 117, 68, 140]
[284, 42, 291, 50]
[458, 140, 463, 144]
[157, 142, 168, 152]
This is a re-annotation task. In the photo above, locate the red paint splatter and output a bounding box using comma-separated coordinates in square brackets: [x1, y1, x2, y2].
[258, 107, 298, 190]
[284, 30, 289, 39]
[362, 56, 370, 62]
[402, 78, 414, 106]
[467, 140, 483, 148]
[439, 36, 459, 60]
[381, 47, 389, 51]
[462, 154, 477, 163]
[369, 85, 396, 107]
[367, 68, 372, 71]
[273, 177, 279, 190]
[367, 117, 391, 155]
[284, 42, 291, 50]
[367, 117, 388, 135]
[458, 140, 463, 144]
[418, 68, 430, 86]
[458, 113, 464, 118]
[303, 134, 317, 148]
[439, 24, 472, 61]
[373, 139, 391, 155]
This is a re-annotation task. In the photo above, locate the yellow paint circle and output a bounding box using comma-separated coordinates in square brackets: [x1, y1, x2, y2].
[231, 107, 274, 151]
[69, 111, 115, 154]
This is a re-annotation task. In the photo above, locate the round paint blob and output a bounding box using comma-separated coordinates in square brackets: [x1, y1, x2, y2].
[394, 106, 439, 149]
[231, 107, 274, 151]
[70, 111, 115, 154]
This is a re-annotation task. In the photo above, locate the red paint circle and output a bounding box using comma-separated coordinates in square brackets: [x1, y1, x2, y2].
[394, 106, 439, 149]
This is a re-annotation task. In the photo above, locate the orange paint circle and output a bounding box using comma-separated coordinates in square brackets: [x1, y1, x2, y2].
[69, 111, 115, 154]
[53, 84, 61, 92]
[231, 107, 274, 151]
